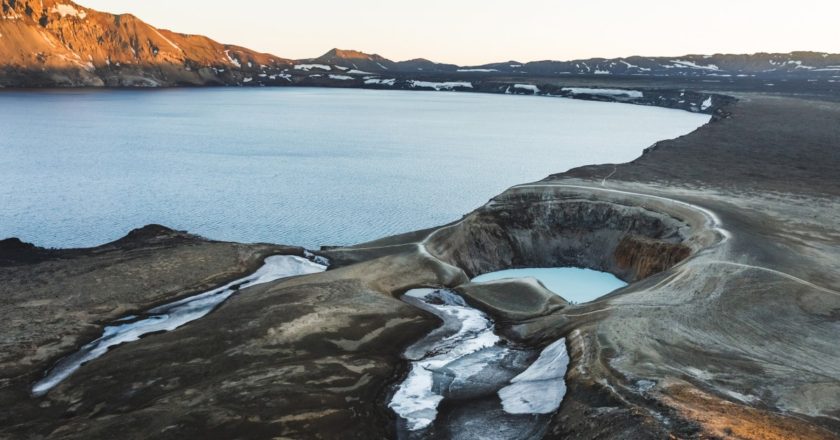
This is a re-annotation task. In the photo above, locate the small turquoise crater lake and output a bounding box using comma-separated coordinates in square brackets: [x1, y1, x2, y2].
[472, 268, 628, 303]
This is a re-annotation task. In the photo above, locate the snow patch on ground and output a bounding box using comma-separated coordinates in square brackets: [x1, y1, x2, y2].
[51, 4, 87, 19]
[224, 50, 241, 68]
[32, 256, 326, 396]
[364, 78, 396, 86]
[701, 96, 713, 111]
[409, 81, 472, 90]
[457, 68, 498, 72]
[513, 84, 540, 94]
[294, 64, 331, 71]
[347, 69, 374, 75]
[562, 87, 643, 98]
[328, 74, 354, 80]
[670, 60, 720, 71]
[151, 28, 181, 51]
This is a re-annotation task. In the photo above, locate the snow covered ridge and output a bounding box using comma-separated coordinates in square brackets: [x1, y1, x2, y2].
[562, 87, 644, 98]
[51, 4, 87, 19]
[294, 64, 331, 71]
[408, 80, 473, 90]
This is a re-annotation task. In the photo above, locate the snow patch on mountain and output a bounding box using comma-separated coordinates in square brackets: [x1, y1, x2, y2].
[295, 64, 331, 71]
[562, 87, 643, 98]
[51, 4, 87, 19]
[409, 81, 472, 90]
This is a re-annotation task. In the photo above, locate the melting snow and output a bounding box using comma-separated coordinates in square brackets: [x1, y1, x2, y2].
[390, 289, 501, 431]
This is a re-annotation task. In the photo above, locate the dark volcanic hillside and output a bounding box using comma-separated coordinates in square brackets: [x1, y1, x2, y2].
[0, 0, 294, 86]
[466, 52, 840, 79]
[306, 48, 458, 73]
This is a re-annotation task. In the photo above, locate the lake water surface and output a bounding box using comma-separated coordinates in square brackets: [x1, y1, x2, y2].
[0, 88, 708, 248]
[472, 268, 628, 303]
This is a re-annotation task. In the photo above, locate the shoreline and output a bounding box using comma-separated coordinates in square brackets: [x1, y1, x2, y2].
[2, 90, 839, 439]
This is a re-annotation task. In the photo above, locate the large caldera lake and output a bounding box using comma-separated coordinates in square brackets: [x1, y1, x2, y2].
[0, 88, 709, 248]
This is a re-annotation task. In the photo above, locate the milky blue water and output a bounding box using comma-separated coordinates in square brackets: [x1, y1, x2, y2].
[0, 88, 708, 248]
[472, 268, 628, 303]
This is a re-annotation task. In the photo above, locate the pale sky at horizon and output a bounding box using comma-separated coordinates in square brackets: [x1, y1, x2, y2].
[78, 0, 840, 65]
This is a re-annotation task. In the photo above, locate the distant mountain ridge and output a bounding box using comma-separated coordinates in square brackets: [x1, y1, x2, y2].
[1, 0, 839, 87]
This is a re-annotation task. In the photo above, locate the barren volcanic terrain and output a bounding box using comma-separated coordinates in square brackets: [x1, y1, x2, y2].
[2, 2, 839, 439]
[2, 84, 839, 439]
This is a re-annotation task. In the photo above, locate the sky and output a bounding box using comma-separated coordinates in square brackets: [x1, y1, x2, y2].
[79, 0, 840, 65]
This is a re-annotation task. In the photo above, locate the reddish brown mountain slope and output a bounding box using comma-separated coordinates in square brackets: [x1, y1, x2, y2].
[0, 0, 292, 86]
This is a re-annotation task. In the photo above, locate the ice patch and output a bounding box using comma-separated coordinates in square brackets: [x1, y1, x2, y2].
[31, 255, 326, 396]
[389, 289, 501, 431]
[498, 338, 569, 414]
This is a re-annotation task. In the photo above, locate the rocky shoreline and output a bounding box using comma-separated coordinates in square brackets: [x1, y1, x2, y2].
[2, 86, 840, 440]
